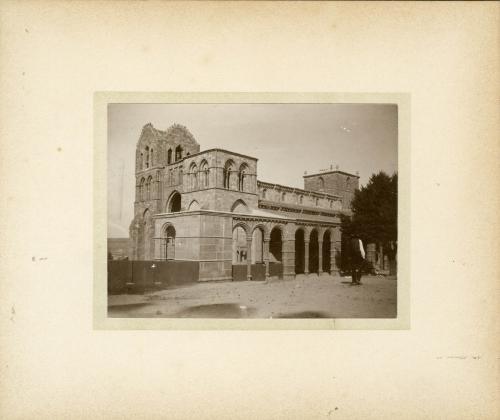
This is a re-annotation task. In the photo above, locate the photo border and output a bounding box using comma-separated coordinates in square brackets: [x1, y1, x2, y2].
[94, 92, 410, 330]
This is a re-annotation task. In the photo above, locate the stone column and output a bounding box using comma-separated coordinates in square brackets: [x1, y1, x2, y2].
[304, 240, 310, 275]
[318, 240, 323, 275]
[331, 226, 341, 276]
[282, 238, 296, 280]
[263, 239, 270, 278]
[246, 237, 252, 280]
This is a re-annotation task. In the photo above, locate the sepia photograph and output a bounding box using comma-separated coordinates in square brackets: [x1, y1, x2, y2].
[2, 2, 498, 419]
[107, 102, 399, 319]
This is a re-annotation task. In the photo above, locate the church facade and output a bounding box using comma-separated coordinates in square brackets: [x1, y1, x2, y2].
[129, 123, 359, 282]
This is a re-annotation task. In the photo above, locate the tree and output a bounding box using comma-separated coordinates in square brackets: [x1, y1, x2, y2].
[341, 171, 397, 263]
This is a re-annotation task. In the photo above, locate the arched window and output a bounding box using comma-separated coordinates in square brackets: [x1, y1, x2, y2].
[231, 199, 249, 213]
[281, 192, 286, 202]
[139, 178, 145, 201]
[150, 148, 154, 167]
[199, 160, 208, 188]
[146, 176, 152, 200]
[188, 200, 200, 210]
[167, 191, 181, 213]
[318, 177, 325, 190]
[167, 148, 172, 164]
[189, 162, 198, 190]
[346, 177, 350, 187]
[145, 146, 150, 169]
[238, 163, 248, 191]
[163, 225, 176, 260]
[223, 160, 234, 189]
[299, 195, 304, 204]
[175, 145, 183, 161]
[262, 189, 267, 199]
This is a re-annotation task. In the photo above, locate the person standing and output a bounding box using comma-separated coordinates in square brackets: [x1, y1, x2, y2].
[349, 237, 366, 285]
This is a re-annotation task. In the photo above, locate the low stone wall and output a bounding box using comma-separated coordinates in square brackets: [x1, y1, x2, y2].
[232, 263, 267, 281]
[108, 260, 199, 294]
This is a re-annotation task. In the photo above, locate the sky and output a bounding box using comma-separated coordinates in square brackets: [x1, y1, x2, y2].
[108, 103, 398, 237]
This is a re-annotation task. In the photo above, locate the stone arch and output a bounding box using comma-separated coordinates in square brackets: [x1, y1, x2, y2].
[146, 175, 153, 200]
[223, 159, 235, 189]
[175, 145, 183, 161]
[230, 199, 249, 214]
[166, 190, 182, 213]
[238, 163, 249, 192]
[295, 226, 306, 274]
[232, 223, 249, 264]
[232, 221, 250, 236]
[251, 225, 264, 264]
[199, 159, 209, 188]
[322, 229, 332, 273]
[269, 225, 283, 263]
[188, 199, 200, 210]
[252, 223, 269, 239]
[144, 146, 150, 169]
[189, 162, 198, 190]
[161, 222, 176, 260]
[309, 228, 320, 274]
[139, 177, 145, 201]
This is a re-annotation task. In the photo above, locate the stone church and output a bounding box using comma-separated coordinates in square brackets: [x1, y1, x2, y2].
[129, 123, 359, 282]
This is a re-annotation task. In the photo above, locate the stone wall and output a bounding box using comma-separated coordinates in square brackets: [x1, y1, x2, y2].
[257, 181, 343, 212]
[198, 213, 233, 281]
[303, 171, 359, 210]
[153, 212, 233, 281]
[154, 213, 201, 261]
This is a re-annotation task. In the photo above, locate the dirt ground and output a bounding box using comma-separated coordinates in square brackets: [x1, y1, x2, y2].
[108, 274, 397, 319]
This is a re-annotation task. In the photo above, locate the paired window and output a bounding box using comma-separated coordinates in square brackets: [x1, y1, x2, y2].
[238, 163, 248, 191]
[189, 163, 198, 190]
[141, 146, 154, 169]
[223, 160, 234, 189]
[146, 176, 152, 200]
[199, 160, 209, 188]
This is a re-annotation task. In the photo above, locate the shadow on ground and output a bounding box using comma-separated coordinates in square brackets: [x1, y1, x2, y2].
[275, 311, 329, 318]
[175, 303, 257, 318]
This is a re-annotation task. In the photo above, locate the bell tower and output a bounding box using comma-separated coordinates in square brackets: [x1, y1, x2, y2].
[303, 167, 359, 211]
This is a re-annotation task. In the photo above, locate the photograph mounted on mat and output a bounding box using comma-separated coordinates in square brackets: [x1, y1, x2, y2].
[95, 92, 410, 329]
